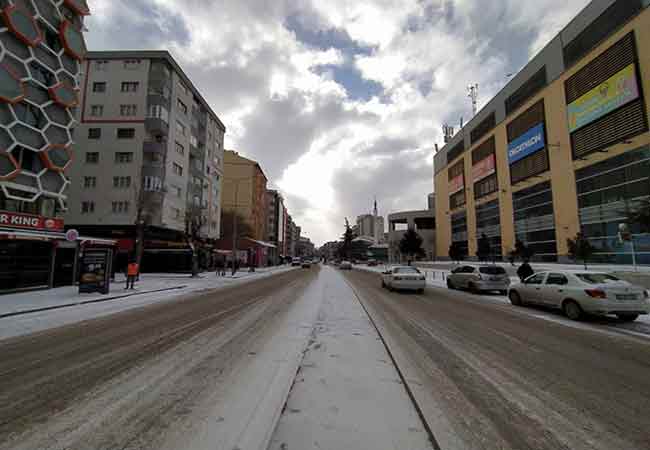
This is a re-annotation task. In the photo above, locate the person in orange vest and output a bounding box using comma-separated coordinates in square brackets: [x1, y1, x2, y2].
[126, 260, 139, 290]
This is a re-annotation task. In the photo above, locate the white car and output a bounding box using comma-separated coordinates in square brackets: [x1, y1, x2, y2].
[291, 257, 302, 267]
[508, 271, 650, 321]
[339, 261, 352, 270]
[381, 266, 426, 293]
[447, 265, 511, 294]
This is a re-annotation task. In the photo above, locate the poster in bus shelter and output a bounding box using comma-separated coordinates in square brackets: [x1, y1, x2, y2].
[79, 249, 113, 294]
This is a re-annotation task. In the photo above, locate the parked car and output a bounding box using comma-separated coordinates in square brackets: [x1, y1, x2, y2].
[367, 259, 378, 267]
[301, 259, 312, 269]
[291, 257, 302, 267]
[382, 266, 426, 293]
[339, 261, 352, 270]
[447, 265, 510, 294]
[508, 271, 650, 321]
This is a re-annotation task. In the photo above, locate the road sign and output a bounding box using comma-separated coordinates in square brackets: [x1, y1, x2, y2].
[66, 229, 79, 242]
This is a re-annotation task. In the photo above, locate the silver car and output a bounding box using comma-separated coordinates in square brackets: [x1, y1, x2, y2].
[382, 266, 426, 293]
[447, 265, 511, 295]
[339, 261, 352, 270]
[508, 271, 650, 321]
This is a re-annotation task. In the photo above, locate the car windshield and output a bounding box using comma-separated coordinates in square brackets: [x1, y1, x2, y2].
[394, 267, 420, 274]
[479, 266, 507, 275]
[575, 273, 622, 284]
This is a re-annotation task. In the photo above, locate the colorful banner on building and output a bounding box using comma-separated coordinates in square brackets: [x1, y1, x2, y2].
[0, 211, 64, 231]
[567, 63, 640, 133]
[507, 123, 546, 165]
[472, 154, 496, 182]
[449, 174, 465, 194]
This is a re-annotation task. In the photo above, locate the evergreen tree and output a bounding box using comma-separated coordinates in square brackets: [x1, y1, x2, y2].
[399, 229, 424, 264]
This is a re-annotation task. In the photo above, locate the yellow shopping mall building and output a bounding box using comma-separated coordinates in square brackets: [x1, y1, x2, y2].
[434, 0, 650, 264]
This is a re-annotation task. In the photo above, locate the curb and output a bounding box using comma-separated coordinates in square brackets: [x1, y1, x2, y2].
[0, 286, 188, 319]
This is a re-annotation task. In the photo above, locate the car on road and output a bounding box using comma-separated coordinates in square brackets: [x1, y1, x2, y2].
[367, 259, 378, 266]
[339, 261, 352, 270]
[291, 257, 302, 267]
[508, 271, 650, 321]
[301, 259, 312, 269]
[447, 265, 510, 295]
[381, 266, 426, 293]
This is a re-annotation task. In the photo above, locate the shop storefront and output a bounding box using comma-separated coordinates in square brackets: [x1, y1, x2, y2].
[0, 211, 115, 294]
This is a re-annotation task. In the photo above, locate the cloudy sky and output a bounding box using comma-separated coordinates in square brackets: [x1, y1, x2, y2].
[85, 0, 590, 245]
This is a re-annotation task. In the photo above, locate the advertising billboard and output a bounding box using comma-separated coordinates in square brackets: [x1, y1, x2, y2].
[0, 211, 64, 231]
[449, 174, 465, 194]
[472, 154, 496, 182]
[508, 123, 546, 165]
[567, 63, 640, 133]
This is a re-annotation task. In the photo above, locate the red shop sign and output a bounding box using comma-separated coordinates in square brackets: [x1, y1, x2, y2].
[0, 211, 64, 231]
[449, 174, 465, 194]
[472, 154, 496, 182]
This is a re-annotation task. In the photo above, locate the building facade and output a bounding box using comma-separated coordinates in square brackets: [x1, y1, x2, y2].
[222, 150, 267, 242]
[388, 209, 436, 263]
[356, 214, 385, 242]
[0, 0, 96, 292]
[435, 0, 650, 264]
[65, 51, 226, 271]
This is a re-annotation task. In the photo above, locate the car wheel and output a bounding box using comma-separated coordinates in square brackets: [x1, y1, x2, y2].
[509, 290, 523, 306]
[563, 300, 583, 321]
[617, 313, 639, 322]
[447, 279, 455, 289]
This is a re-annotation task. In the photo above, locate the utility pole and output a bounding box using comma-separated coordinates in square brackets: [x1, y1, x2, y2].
[468, 84, 479, 117]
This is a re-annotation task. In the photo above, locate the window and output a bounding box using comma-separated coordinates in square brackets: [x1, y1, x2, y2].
[94, 60, 109, 71]
[81, 201, 95, 214]
[479, 266, 506, 275]
[115, 152, 133, 163]
[148, 105, 169, 123]
[179, 82, 190, 96]
[189, 135, 198, 147]
[176, 120, 186, 136]
[175, 141, 184, 155]
[120, 104, 137, 116]
[117, 128, 135, 139]
[88, 128, 101, 139]
[121, 82, 139, 92]
[575, 273, 621, 284]
[470, 112, 496, 144]
[505, 68, 547, 115]
[144, 176, 162, 191]
[92, 82, 106, 93]
[113, 176, 131, 188]
[86, 152, 99, 163]
[90, 105, 104, 117]
[171, 185, 182, 198]
[525, 273, 546, 285]
[172, 162, 183, 176]
[83, 176, 96, 188]
[177, 99, 187, 114]
[123, 59, 141, 70]
[111, 201, 130, 214]
[546, 273, 569, 286]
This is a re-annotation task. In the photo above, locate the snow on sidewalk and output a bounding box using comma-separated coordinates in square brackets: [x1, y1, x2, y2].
[269, 266, 433, 450]
[0, 266, 298, 340]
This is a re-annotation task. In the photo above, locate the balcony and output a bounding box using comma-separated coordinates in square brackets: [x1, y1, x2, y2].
[143, 140, 167, 154]
[145, 117, 169, 135]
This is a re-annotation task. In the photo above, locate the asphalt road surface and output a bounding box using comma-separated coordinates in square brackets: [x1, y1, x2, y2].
[343, 269, 650, 450]
[0, 268, 317, 450]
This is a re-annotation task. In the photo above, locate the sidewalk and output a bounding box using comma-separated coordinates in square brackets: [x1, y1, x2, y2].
[0, 266, 296, 319]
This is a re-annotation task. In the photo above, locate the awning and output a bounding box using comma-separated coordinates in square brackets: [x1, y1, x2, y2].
[245, 238, 277, 249]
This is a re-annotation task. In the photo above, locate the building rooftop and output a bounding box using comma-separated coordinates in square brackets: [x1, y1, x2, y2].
[87, 50, 226, 132]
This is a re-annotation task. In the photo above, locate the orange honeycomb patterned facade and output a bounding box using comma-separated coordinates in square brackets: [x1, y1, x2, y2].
[0, 0, 89, 212]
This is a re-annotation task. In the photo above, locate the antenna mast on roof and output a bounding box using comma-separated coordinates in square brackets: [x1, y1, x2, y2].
[442, 124, 454, 144]
[468, 83, 479, 116]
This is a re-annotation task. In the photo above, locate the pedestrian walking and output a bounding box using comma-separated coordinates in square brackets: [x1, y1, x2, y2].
[216, 258, 225, 277]
[126, 261, 139, 290]
[517, 260, 534, 282]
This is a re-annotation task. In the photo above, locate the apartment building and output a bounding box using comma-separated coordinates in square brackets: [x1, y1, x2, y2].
[222, 150, 268, 242]
[65, 51, 226, 270]
[0, 0, 95, 292]
[434, 0, 650, 264]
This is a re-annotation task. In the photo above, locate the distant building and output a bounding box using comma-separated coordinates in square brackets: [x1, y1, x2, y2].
[222, 150, 268, 241]
[428, 193, 435, 210]
[297, 236, 315, 257]
[388, 210, 436, 263]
